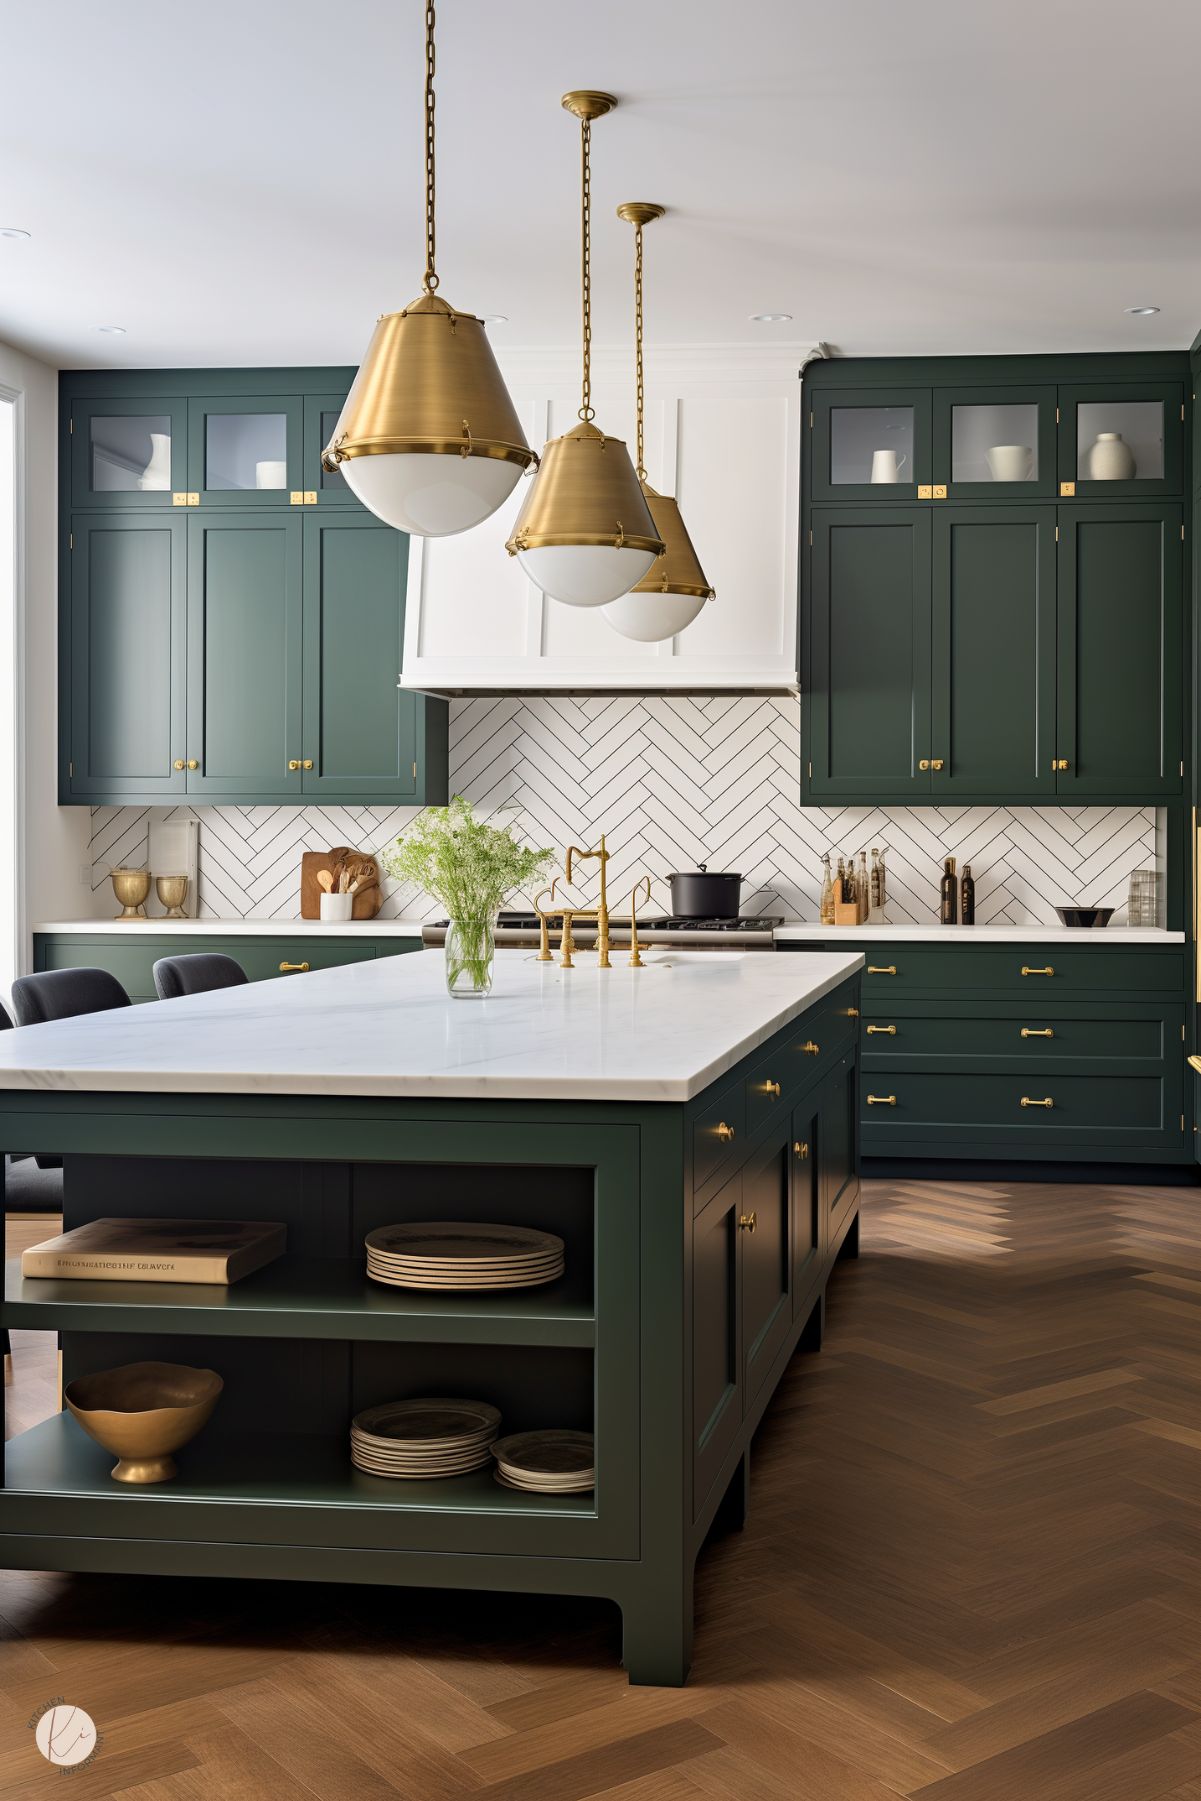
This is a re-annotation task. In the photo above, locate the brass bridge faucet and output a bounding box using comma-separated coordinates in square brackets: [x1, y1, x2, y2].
[534, 836, 614, 969]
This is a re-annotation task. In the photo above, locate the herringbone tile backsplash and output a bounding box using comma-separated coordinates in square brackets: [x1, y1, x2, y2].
[86, 697, 1159, 927]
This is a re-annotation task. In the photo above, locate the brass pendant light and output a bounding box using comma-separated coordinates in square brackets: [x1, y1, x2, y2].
[603, 202, 716, 642]
[505, 92, 664, 608]
[322, 2, 535, 537]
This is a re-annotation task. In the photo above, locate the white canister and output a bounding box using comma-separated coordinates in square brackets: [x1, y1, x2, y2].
[1086, 432, 1136, 480]
[870, 448, 908, 484]
[986, 444, 1033, 482]
[255, 459, 287, 490]
[320, 892, 354, 923]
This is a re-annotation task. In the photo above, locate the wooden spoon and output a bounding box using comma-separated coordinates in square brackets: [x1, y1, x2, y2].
[317, 870, 334, 894]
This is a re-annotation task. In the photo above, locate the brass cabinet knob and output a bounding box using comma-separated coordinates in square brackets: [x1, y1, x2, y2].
[931, 758, 945, 771]
[866, 1024, 897, 1035]
[1021, 1027, 1054, 1038]
[288, 760, 301, 771]
[794, 1140, 809, 1160]
[1021, 1096, 1054, 1108]
[866, 1094, 897, 1106]
[802, 1040, 820, 1055]
[1052, 757, 1070, 772]
[760, 1079, 781, 1098]
[279, 961, 310, 974]
[172, 759, 185, 771]
[715, 1121, 735, 1143]
[1021, 966, 1054, 977]
[867, 965, 897, 975]
[186, 758, 199, 771]
[918, 758, 930, 771]
[738, 1211, 757, 1233]
[302, 759, 314, 770]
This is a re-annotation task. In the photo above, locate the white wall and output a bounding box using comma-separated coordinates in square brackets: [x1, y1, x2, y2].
[0, 339, 87, 978]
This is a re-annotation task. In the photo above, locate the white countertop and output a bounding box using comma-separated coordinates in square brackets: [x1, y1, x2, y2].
[33, 918, 427, 938]
[773, 923, 1184, 944]
[0, 947, 864, 1104]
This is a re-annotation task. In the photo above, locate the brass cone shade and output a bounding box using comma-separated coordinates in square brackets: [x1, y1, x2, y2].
[633, 482, 715, 598]
[506, 422, 664, 555]
[323, 294, 534, 474]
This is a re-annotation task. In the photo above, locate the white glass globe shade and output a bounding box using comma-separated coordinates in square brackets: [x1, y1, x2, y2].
[342, 452, 523, 538]
[602, 589, 708, 642]
[515, 544, 659, 608]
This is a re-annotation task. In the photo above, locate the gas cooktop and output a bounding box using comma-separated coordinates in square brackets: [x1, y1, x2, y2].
[489, 912, 784, 932]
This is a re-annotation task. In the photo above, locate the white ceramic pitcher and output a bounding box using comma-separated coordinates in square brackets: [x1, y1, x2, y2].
[870, 448, 908, 484]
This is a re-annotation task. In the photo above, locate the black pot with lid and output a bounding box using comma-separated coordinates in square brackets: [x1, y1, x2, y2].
[665, 865, 743, 918]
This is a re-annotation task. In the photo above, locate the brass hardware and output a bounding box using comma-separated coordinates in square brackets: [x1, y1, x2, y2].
[1189, 1055, 1201, 1076]
[760, 1079, 781, 1098]
[627, 874, 653, 967]
[302, 758, 314, 770]
[172, 492, 188, 507]
[801, 1040, 820, 1055]
[866, 1024, 896, 1035]
[930, 758, 945, 771]
[69, 416, 74, 434]
[1021, 1027, 1054, 1038]
[288, 759, 301, 771]
[290, 491, 305, 506]
[186, 758, 199, 771]
[845, 1006, 859, 1018]
[1020, 1096, 1054, 1107]
[715, 1121, 736, 1143]
[932, 484, 947, 499]
[918, 758, 931, 771]
[866, 1094, 897, 1106]
[187, 493, 199, 506]
[1021, 965, 1054, 976]
[1055, 525, 1059, 542]
[1060, 480, 1075, 496]
[867, 964, 897, 975]
[279, 961, 310, 973]
[1053, 757, 1070, 771]
[68, 533, 73, 551]
[68, 760, 74, 777]
[738, 1212, 757, 1233]
[303, 490, 317, 505]
[1056, 405, 1060, 424]
[173, 759, 185, 771]
[917, 484, 932, 499]
[794, 1140, 809, 1159]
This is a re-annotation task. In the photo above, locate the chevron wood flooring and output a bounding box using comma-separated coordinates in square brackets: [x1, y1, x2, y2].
[6, 1179, 1201, 1797]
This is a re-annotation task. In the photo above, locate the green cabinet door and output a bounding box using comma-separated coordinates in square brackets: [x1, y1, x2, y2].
[67, 515, 187, 800]
[300, 513, 416, 799]
[933, 385, 1057, 501]
[931, 507, 1056, 796]
[691, 1169, 743, 1512]
[810, 387, 932, 501]
[740, 1124, 794, 1408]
[791, 1107, 821, 1310]
[187, 394, 303, 508]
[1056, 503, 1183, 797]
[185, 513, 303, 798]
[808, 508, 932, 797]
[820, 1057, 859, 1253]
[1057, 382, 1184, 500]
[69, 396, 189, 511]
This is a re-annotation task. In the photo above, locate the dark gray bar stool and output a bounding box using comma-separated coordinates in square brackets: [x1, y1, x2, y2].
[10, 966, 132, 1027]
[152, 952, 248, 1000]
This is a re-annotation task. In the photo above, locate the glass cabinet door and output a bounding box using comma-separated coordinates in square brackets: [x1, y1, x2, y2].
[70, 397, 188, 509]
[1057, 383, 1183, 498]
[186, 394, 303, 506]
[302, 393, 360, 507]
[810, 388, 931, 501]
[933, 386, 1056, 499]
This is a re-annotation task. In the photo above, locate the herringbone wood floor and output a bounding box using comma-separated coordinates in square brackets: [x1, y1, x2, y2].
[6, 1180, 1201, 1798]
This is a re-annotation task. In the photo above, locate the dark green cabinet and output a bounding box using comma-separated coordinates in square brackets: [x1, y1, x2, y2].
[70, 397, 189, 511]
[1057, 381, 1184, 500]
[740, 1125, 794, 1407]
[1057, 503, 1183, 796]
[185, 394, 304, 509]
[67, 515, 187, 800]
[933, 385, 1057, 501]
[691, 1171, 743, 1509]
[810, 387, 931, 502]
[34, 931, 421, 1003]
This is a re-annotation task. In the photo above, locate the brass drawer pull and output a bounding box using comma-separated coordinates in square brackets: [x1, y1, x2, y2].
[738, 1212, 757, 1233]
[186, 758, 199, 771]
[172, 759, 185, 771]
[930, 758, 945, 771]
[279, 961, 310, 974]
[918, 758, 931, 771]
[866, 1024, 896, 1035]
[1021, 966, 1054, 977]
[302, 759, 314, 770]
[1053, 758, 1070, 771]
[1021, 1096, 1054, 1108]
[715, 1120, 735, 1143]
[288, 759, 301, 771]
[801, 1041, 820, 1056]
[1021, 1027, 1054, 1038]
[759, 1079, 781, 1098]
[867, 965, 897, 975]
[794, 1140, 809, 1160]
[866, 1094, 897, 1106]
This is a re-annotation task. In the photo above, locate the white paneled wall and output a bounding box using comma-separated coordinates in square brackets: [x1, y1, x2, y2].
[83, 697, 1159, 927]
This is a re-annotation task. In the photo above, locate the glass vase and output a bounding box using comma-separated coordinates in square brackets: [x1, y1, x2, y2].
[444, 914, 498, 999]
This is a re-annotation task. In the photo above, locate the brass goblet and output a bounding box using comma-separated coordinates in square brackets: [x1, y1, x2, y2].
[110, 866, 151, 920]
[65, 1361, 224, 1484]
[155, 873, 189, 918]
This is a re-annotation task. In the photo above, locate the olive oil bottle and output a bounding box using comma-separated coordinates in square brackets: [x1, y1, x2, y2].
[960, 863, 975, 926]
[940, 856, 958, 926]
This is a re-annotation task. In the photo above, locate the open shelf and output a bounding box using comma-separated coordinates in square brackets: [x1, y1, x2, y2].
[3, 1413, 596, 1517]
[2, 1257, 594, 1347]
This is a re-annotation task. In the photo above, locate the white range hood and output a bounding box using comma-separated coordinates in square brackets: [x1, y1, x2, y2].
[399, 343, 822, 695]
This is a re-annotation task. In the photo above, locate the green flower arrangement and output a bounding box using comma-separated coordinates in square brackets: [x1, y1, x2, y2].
[384, 797, 553, 993]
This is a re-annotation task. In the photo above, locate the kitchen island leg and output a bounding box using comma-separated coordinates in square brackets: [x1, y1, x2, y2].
[618, 1552, 696, 1687]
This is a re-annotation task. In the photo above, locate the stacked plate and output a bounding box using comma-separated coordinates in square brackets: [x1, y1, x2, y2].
[491, 1429, 594, 1495]
[350, 1397, 500, 1480]
[364, 1222, 566, 1291]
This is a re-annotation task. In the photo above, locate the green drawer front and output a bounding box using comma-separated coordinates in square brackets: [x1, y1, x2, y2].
[692, 1079, 745, 1200]
[861, 1010, 1173, 1065]
[859, 946, 1184, 995]
[34, 933, 419, 1002]
[862, 1071, 1174, 1143]
[746, 983, 858, 1135]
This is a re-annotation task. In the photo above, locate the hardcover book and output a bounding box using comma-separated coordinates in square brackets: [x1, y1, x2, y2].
[21, 1218, 287, 1286]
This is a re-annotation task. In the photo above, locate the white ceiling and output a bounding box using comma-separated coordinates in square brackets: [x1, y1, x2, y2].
[2, 0, 1200, 370]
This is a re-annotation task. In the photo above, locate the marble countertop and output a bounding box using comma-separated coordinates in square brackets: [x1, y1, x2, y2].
[0, 948, 864, 1103]
[773, 924, 1184, 944]
[33, 918, 427, 938]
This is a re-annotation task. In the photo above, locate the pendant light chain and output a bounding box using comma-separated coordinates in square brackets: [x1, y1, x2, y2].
[579, 115, 595, 422]
[633, 222, 646, 479]
[422, 0, 438, 293]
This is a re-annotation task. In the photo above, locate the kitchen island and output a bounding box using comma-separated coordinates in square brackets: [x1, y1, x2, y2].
[0, 947, 862, 1685]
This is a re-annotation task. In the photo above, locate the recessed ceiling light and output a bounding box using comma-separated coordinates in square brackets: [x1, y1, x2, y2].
[0, 227, 31, 241]
[1125, 305, 1160, 316]
[481, 314, 508, 325]
[95, 324, 127, 335]
[750, 312, 793, 324]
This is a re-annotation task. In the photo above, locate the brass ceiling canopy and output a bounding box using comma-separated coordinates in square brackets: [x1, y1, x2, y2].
[322, 1, 535, 536]
[506, 90, 663, 606]
[603, 200, 716, 642]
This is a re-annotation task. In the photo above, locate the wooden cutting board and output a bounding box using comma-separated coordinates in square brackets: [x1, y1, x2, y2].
[299, 847, 383, 920]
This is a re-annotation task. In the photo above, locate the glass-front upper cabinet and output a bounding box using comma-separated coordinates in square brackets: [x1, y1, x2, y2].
[70, 397, 189, 509]
[302, 393, 359, 507]
[810, 388, 931, 501]
[185, 394, 303, 506]
[1057, 382, 1184, 498]
[933, 386, 1057, 499]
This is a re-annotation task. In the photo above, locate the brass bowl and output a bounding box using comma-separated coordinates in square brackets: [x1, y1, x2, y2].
[155, 873, 189, 918]
[111, 866, 151, 920]
[64, 1360, 223, 1484]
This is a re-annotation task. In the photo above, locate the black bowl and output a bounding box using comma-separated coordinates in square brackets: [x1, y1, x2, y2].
[1054, 905, 1114, 929]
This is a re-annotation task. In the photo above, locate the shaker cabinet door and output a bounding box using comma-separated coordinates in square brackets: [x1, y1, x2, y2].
[1056, 504, 1183, 797]
[930, 507, 1056, 797]
[1057, 382, 1184, 500]
[691, 1171, 743, 1512]
[740, 1126, 794, 1409]
[67, 515, 188, 799]
[807, 508, 933, 798]
[809, 387, 931, 502]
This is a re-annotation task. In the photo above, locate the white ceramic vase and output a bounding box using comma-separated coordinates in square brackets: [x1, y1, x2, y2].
[137, 433, 171, 492]
[1086, 432, 1136, 480]
[986, 444, 1033, 482]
